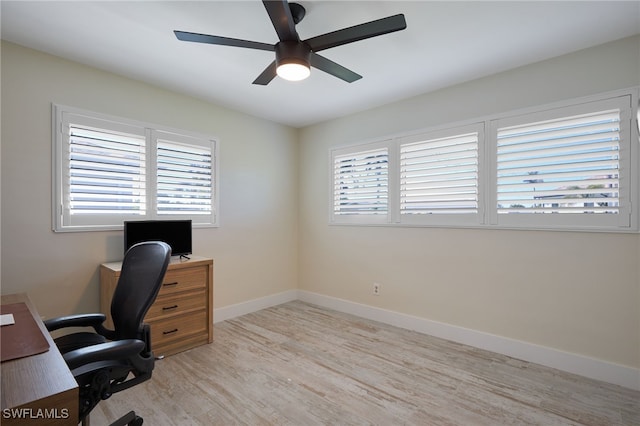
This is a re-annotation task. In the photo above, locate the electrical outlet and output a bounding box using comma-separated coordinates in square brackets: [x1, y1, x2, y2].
[373, 283, 381, 295]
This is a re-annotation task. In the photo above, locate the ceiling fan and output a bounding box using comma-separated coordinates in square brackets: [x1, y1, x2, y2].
[174, 0, 407, 85]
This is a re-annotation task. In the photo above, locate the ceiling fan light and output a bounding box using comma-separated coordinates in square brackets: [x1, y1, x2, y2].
[275, 41, 311, 82]
[276, 62, 310, 81]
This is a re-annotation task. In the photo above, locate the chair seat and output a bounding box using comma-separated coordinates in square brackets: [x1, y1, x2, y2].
[54, 332, 107, 355]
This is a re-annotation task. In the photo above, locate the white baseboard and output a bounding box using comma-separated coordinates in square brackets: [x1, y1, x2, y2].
[296, 291, 640, 391]
[214, 290, 298, 323]
[213, 289, 640, 391]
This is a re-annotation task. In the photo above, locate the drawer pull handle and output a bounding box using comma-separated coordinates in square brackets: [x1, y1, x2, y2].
[162, 305, 179, 311]
[163, 328, 178, 335]
[163, 282, 179, 287]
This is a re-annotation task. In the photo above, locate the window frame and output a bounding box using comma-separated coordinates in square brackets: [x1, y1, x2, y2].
[53, 104, 219, 232]
[398, 122, 485, 227]
[329, 88, 639, 233]
[487, 96, 632, 231]
[330, 140, 394, 225]
[152, 129, 216, 220]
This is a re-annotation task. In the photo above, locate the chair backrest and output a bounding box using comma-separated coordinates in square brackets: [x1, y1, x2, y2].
[111, 241, 171, 340]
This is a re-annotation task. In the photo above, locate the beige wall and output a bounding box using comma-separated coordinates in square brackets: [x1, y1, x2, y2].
[298, 35, 640, 368]
[1, 41, 299, 319]
[2, 35, 639, 372]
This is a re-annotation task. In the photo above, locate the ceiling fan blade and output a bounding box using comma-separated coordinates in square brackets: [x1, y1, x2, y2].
[174, 30, 274, 52]
[262, 0, 299, 41]
[309, 52, 362, 83]
[305, 14, 406, 52]
[252, 61, 278, 85]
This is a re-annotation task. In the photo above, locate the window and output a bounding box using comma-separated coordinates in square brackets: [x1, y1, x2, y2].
[66, 120, 147, 218]
[399, 123, 483, 226]
[155, 132, 213, 216]
[53, 105, 218, 231]
[331, 142, 390, 224]
[330, 89, 638, 232]
[496, 111, 621, 215]
[489, 96, 632, 230]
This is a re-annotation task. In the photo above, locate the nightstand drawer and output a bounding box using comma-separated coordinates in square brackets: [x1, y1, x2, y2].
[146, 290, 206, 320]
[158, 266, 207, 296]
[149, 310, 208, 348]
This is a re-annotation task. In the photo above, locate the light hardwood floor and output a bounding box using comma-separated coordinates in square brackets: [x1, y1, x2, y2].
[92, 301, 639, 425]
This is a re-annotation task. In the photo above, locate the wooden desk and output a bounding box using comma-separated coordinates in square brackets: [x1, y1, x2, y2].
[0, 293, 78, 425]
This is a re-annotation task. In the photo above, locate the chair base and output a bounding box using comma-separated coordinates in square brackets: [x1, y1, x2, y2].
[82, 411, 143, 426]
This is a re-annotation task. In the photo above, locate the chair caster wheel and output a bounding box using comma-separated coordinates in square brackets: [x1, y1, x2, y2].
[128, 417, 143, 426]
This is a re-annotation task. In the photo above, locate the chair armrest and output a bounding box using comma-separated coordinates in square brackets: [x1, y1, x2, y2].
[63, 339, 146, 371]
[44, 313, 106, 332]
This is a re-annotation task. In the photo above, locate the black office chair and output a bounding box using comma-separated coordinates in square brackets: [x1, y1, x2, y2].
[45, 241, 171, 426]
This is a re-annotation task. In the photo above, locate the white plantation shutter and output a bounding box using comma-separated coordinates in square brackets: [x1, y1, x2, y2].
[54, 105, 218, 231]
[492, 96, 632, 229]
[497, 111, 621, 213]
[67, 124, 146, 216]
[328, 92, 636, 231]
[400, 131, 479, 215]
[332, 145, 389, 222]
[156, 136, 213, 216]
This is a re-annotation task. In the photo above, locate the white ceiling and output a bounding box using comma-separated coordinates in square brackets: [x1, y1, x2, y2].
[2, 1, 639, 128]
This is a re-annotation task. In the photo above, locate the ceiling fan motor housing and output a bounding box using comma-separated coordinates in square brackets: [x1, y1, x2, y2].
[275, 41, 311, 68]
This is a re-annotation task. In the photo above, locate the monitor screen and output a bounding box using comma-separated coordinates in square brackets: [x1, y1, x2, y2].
[124, 220, 192, 256]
